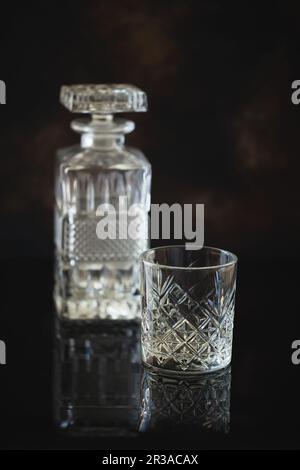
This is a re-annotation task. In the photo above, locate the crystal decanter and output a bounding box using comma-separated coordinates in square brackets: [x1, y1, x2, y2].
[54, 84, 151, 321]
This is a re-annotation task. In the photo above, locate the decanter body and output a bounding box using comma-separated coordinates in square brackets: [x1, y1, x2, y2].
[54, 85, 151, 321]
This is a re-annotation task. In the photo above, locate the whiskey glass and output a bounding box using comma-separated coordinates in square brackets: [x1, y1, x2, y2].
[140, 246, 237, 375]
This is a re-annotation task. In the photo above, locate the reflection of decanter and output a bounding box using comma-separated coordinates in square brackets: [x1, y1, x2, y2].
[54, 84, 151, 321]
[54, 321, 141, 436]
[139, 367, 231, 434]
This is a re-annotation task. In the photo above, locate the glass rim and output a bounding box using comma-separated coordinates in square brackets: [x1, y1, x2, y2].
[140, 245, 238, 271]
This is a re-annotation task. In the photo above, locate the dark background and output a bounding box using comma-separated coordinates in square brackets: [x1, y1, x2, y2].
[0, 0, 300, 450]
[1, 0, 300, 258]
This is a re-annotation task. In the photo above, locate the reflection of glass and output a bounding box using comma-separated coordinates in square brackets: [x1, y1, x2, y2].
[141, 246, 237, 375]
[54, 320, 140, 436]
[139, 366, 231, 434]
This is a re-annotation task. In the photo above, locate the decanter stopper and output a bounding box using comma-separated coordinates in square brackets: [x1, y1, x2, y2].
[60, 84, 147, 114]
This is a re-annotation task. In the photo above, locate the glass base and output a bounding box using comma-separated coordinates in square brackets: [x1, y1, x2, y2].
[55, 293, 141, 321]
[142, 359, 232, 377]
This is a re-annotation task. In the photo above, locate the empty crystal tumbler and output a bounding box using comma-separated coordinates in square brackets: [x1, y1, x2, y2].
[140, 246, 237, 375]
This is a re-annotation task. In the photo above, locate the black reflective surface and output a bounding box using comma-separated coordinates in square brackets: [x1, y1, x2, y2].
[54, 321, 141, 437]
[139, 366, 231, 435]
[0, 257, 299, 449]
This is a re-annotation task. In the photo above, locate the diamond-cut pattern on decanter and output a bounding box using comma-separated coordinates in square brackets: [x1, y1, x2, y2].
[142, 270, 236, 372]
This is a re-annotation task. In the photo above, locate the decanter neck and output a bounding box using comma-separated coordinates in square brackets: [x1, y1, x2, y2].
[70, 114, 135, 150]
[80, 133, 125, 149]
